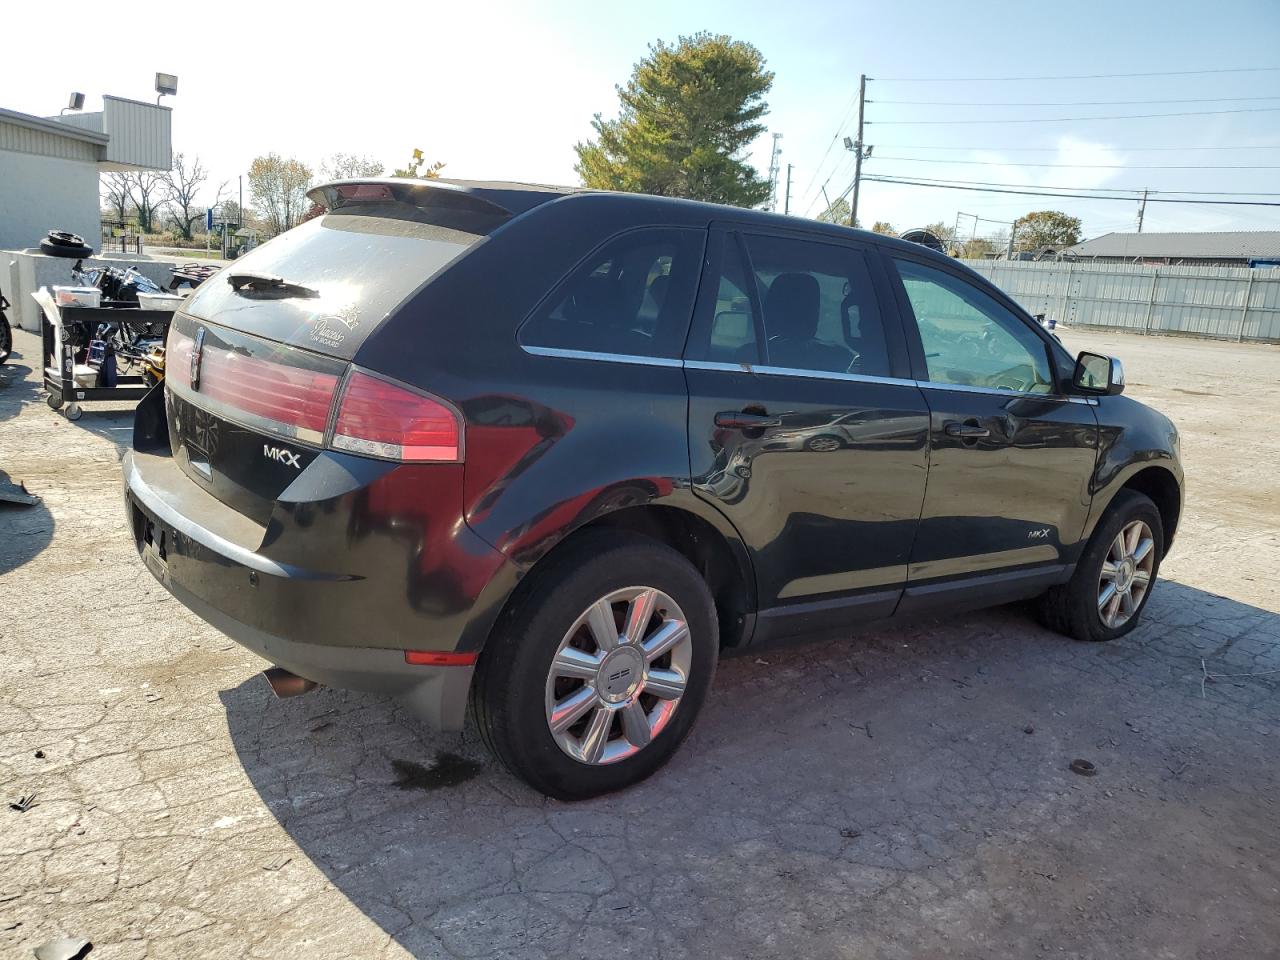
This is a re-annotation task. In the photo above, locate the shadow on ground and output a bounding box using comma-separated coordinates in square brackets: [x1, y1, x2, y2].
[1, 347, 55, 573]
[220, 580, 1280, 958]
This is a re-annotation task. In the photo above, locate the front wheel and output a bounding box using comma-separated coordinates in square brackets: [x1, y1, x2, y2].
[1038, 489, 1164, 642]
[472, 533, 718, 800]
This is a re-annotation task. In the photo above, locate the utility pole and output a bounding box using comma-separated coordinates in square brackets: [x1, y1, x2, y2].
[767, 133, 783, 212]
[784, 163, 793, 215]
[1137, 188, 1148, 233]
[850, 74, 866, 228]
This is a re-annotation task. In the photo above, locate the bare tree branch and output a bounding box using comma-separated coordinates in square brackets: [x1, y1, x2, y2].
[163, 152, 209, 241]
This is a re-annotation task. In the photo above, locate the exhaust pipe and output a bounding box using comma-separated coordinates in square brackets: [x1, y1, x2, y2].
[263, 666, 319, 699]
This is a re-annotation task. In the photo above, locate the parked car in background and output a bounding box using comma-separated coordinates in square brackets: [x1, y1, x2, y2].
[123, 179, 1183, 799]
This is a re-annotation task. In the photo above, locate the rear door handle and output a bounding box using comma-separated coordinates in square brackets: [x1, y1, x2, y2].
[715, 411, 782, 429]
[944, 421, 990, 438]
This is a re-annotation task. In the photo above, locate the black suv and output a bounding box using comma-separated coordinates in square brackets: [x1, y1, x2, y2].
[124, 179, 1183, 799]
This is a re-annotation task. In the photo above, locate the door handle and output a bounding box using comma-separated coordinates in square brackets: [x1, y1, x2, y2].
[944, 421, 990, 438]
[715, 411, 782, 430]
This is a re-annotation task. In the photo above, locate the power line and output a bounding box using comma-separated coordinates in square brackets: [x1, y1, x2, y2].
[872, 96, 1280, 107]
[869, 173, 1280, 196]
[798, 87, 864, 210]
[872, 66, 1280, 82]
[872, 143, 1280, 152]
[862, 175, 1280, 206]
[867, 107, 1280, 125]
[873, 156, 1280, 170]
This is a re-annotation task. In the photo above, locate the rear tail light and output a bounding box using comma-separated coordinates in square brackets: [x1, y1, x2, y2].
[331, 370, 462, 462]
[168, 322, 462, 463]
[202, 349, 340, 445]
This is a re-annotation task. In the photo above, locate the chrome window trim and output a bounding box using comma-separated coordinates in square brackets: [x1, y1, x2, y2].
[683, 359, 916, 388]
[520, 344, 683, 367]
[523, 345, 1098, 403]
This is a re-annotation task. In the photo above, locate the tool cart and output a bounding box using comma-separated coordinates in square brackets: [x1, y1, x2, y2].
[36, 286, 175, 421]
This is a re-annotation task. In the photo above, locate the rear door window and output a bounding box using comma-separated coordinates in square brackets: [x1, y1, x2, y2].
[690, 231, 893, 378]
[520, 228, 705, 360]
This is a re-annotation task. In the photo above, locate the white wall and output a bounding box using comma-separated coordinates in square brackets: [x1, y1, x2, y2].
[0, 150, 100, 253]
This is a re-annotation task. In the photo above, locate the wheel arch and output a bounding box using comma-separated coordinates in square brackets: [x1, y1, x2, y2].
[1119, 465, 1181, 555]
[486, 502, 757, 652]
[1087, 463, 1182, 557]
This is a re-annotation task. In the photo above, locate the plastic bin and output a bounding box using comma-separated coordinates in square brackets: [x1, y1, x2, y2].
[53, 286, 102, 308]
[136, 292, 188, 310]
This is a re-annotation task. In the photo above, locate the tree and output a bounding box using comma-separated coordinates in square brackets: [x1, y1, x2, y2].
[102, 173, 132, 224]
[817, 197, 851, 225]
[957, 238, 996, 259]
[921, 221, 957, 247]
[248, 154, 314, 235]
[392, 148, 445, 179]
[163, 152, 209, 240]
[321, 152, 385, 180]
[575, 32, 774, 207]
[131, 172, 167, 233]
[871, 221, 897, 235]
[1012, 210, 1081, 250]
[102, 171, 166, 232]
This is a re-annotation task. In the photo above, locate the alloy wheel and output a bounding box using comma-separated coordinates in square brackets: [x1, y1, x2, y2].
[544, 586, 692, 765]
[1097, 519, 1155, 629]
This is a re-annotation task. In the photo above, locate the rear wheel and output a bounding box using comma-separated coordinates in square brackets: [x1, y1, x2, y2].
[472, 533, 717, 799]
[1038, 489, 1163, 642]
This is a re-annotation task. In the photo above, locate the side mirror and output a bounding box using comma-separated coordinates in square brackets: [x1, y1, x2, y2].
[1073, 351, 1125, 396]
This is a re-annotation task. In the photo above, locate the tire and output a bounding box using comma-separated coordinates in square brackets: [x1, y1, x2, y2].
[1038, 489, 1164, 642]
[0, 314, 10, 365]
[472, 531, 718, 800]
[46, 392, 64, 410]
[805, 434, 844, 452]
[40, 239, 93, 258]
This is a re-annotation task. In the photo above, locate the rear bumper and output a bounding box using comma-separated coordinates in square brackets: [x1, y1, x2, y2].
[166, 577, 473, 729]
[122, 448, 505, 730]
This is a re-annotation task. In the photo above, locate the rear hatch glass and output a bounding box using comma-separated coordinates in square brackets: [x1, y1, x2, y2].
[182, 201, 498, 360]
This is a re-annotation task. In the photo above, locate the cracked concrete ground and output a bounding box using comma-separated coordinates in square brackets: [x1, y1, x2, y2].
[1, 325, 1277, 959]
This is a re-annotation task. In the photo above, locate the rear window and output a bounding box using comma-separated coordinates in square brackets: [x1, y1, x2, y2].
[181, 209, 491, 360]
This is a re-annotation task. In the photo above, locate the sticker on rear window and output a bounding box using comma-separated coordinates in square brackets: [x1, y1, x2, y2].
[310, 317, 346, 348]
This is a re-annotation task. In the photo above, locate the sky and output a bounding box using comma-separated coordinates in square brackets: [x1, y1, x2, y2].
[4, 0, 1280, 239]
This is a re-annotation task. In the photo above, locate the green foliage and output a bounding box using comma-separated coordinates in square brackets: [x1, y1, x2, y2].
[575, 33, 774, 208]
[392, 148, 445, 180]
[1013, 210, 1082, 249]
[248, 154, 313, 235]
[817, 197, 851, 225]
[870, 220, 896, 235]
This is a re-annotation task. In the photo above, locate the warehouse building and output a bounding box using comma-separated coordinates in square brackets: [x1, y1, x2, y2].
[0, 96, 172, 253]
[1, 94, 174, 330]
[1061, 231, 1280, 268]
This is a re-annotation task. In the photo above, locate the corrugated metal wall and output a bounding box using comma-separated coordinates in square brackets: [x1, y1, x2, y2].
[102, 97, 172, 171]
[962, 259, 1280, 343]
[0, 118, 100, 162]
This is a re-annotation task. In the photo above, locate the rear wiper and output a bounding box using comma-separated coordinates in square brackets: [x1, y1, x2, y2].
[227, 272, 319, 298]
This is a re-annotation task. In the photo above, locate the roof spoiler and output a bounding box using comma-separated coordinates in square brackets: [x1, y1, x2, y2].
[306, 178, 515, 219]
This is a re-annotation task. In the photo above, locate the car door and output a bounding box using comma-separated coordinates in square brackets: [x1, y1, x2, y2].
[884, 253, 1099, 612]
[684, 226, 931, 640]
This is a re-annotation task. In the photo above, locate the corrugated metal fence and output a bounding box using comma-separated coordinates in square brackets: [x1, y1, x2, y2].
[961, 259, 1280, 343]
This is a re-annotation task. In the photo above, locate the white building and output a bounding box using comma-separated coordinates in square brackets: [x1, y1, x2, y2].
[0, 96, 172, 252]
[1, 95, 174, 330]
